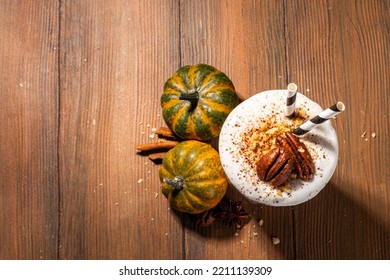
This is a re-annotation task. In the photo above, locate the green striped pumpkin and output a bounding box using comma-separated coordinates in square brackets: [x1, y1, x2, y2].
[161, 64, 239, 141]
[159, 140, 228, 214]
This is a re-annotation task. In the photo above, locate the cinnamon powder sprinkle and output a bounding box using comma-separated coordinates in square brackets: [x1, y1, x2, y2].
[237, 108, 320, 193]
[238, 110, 307, 169]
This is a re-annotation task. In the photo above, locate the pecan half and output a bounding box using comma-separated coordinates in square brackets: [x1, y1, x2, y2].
[256, 132, 315, 187]
[276, 136, 302, 177]
[256, 147, 295, 188]
[256, 147, 280, 181]
[266, 148, 290, 181]
[269, 158, 294, 187]
[285, 132, 314, 181]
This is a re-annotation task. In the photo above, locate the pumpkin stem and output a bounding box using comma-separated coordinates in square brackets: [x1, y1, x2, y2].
[180, 89, 199, 111]
[163, 176, 185, 191]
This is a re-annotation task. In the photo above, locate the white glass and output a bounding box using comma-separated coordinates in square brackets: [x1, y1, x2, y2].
[219, 90, 339, 206]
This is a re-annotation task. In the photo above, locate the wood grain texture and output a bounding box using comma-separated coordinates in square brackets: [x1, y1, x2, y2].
[0, 0, 388, 260]
[0, 0, 59, 259]
[285, 0, 389, 259]
[179, 0, 294, 259]
[59, 0, 181, 259]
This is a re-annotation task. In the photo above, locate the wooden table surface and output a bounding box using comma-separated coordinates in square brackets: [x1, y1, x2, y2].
[0, 0, 388, 260]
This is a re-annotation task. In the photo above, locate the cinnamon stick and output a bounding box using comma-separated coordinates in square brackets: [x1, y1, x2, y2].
[134, 140, 180, 152]
[156, 127, 179, 140]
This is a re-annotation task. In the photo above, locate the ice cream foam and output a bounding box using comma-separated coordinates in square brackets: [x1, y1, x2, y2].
[219, 90, 339, 206]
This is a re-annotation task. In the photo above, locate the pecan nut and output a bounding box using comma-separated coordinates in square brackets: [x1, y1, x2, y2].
[256, 147, 295, 188]
[256, 132, 315, 187]
[256, 147, 280, 181]
[285, 132, 314, 181]
[269, 157, 295, 187]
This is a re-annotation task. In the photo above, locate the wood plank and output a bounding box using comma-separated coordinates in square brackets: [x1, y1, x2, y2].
[2, 0, 386, 261]
[0, 0, 59, 259]
[180, 0, 295, 259]
[286, 0, 389, 259]
[59, 0, 182, 259]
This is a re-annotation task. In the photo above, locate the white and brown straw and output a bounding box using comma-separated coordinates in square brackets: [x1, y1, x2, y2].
[293, 102, 345, 135]
[286, 83, 298, 118]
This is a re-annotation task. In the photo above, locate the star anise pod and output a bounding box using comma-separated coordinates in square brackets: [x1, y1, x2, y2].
[214, 198, 249, 228]
[192, 208, 217, 228]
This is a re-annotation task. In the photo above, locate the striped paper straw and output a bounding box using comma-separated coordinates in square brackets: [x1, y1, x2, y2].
[293, 102, 345, 135]
[286, 83, 298, 118]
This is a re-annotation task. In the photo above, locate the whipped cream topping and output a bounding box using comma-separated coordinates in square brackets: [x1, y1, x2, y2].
[219, 90, 339, 206]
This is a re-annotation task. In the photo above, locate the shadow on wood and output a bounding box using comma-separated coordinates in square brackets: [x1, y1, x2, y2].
[291, 179, 389, 259]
